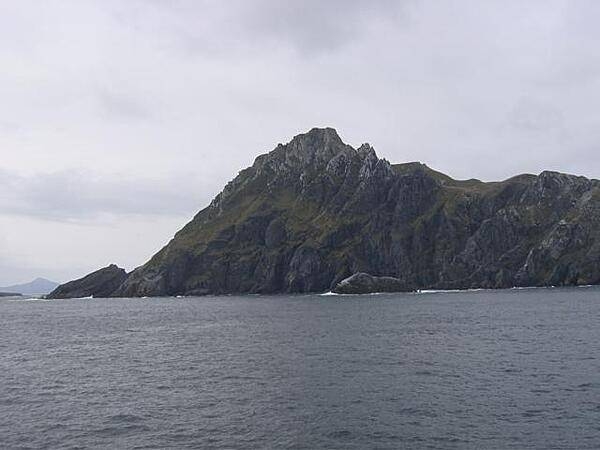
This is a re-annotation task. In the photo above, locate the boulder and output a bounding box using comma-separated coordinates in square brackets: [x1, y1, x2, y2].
[333, 272, 412, 294]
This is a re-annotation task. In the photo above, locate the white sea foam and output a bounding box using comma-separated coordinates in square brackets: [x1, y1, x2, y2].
[8, 297, 52, 302]
[417, 288, 489, 295]
[417, 289, 462, 294]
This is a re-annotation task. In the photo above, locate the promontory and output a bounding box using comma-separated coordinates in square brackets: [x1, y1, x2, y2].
[48, 127, 600, 298]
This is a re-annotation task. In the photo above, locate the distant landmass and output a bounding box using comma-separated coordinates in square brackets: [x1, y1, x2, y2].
[2, 278, 59, 295]
[0, 292, 21, 297]
[49, 127, 600, 298]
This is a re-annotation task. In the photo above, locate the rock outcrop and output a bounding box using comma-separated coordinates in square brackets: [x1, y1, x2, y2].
[333, 273, 411, 294]
[52, 127, 600, 297]
[47, 264, 127, 299]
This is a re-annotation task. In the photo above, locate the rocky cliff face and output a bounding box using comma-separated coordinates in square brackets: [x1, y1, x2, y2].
[47, 264, 127, 299]
[53, 127, 600, 297]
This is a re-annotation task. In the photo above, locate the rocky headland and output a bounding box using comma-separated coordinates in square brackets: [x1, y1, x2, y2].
[48, 127, 600, 298]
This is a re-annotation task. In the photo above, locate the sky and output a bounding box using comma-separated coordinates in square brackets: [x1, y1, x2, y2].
[1, 0, 600, 284]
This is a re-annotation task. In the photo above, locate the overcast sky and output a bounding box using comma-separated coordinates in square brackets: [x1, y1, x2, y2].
[1, 0, 600, 284]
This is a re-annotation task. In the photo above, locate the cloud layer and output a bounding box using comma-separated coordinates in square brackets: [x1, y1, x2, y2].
[1, 0, 600, 283]
[0, 169, 209, 220]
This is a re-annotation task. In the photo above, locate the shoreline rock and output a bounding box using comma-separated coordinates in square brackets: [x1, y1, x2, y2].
[47, 264, 127, 299]
[333, 273, 413, 294]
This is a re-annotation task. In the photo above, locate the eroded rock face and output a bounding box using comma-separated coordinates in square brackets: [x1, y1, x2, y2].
[47, 264, 127, 299]
[333, 273, 412, 294]
[58, 127, 600, 297]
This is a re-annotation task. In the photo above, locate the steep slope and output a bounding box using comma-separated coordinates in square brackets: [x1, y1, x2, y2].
[54, 127, 600, 297]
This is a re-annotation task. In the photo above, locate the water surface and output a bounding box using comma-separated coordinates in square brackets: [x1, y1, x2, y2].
[2, 287, 600, 449]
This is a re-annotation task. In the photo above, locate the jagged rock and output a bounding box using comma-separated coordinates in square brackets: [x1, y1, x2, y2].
[59, 127, 600, 297]
[333, 273, 412, 294]
[47, 264, 127, 299]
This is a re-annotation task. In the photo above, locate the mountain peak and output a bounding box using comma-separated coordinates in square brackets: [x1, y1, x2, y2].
[287, 127, 346, 160]
[296, 127, 342, 143]
[357, 143, 376, 158]
[252, 127, 353, 175]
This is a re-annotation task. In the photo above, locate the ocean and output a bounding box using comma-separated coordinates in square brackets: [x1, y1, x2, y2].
[2, 287, 600, 449]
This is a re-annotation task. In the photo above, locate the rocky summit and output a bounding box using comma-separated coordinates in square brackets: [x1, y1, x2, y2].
[50, 127, 600, 298]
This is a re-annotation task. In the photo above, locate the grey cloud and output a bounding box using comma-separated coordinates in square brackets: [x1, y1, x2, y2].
[0, 169, 211, 221]
[0, 257, 69, 286]
[97, 87, 152, 121]
[2, 0, 600, 283]
[0, 121, 22, 134]
[508, 97, 565, 133]
[234, 0, 408, 54]
[119, 0, 408, 56]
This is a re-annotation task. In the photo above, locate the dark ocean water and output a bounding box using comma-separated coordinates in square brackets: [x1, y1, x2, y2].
[2, 287, 600, 449]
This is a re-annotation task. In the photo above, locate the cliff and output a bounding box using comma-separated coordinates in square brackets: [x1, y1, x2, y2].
[52, 128, 600, 297]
